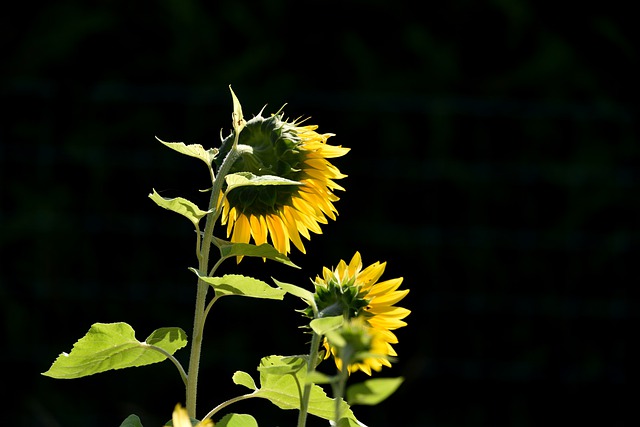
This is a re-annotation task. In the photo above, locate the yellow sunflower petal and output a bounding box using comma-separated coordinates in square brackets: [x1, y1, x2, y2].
[232, 214, 251, 244]
[249, 214, 267, 246]
[366, 277, 405, 297]
[369, 289, 410, 306]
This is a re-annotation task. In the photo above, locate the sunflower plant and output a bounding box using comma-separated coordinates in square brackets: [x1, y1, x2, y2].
[42, 87, 410, 427]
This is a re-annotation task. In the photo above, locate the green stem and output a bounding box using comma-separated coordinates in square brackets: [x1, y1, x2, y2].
[145, 344, 188, 387]
[185, 142, 242, 418]
[297, 330, 322, 427]
[332, 366, 349, 426]
[202, 392, 257, 421]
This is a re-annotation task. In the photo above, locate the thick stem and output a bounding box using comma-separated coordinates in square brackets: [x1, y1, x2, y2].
[185, 144, 241, 418]
[297, 331, 322, 427]
[332, 364, 350, 426]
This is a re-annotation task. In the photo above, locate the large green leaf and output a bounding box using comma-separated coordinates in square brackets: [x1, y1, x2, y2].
[190, 271, 285, 300]
[212, 238, 299, 268]
[155, 137, 218, 166]
[149, 189, 211, 226]
[234, 355, 360, 425]
[42, 323, 187, 379]
[346, 377, 404, 406]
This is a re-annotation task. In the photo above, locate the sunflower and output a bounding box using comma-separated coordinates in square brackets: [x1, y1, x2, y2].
[216, 109, 349, 258]
[309, 252, 410, 375]
[169, 403, 213, 427]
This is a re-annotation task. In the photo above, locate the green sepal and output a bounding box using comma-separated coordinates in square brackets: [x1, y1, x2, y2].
[42, 323, 187, 379]
[155, 136, 218, 166]
[120, 414, 143, 427]
[346, 377, 404, 406]
[149, 189, 211, 227]
[213, 237, 299, 268]
[190, 270, 285, 300]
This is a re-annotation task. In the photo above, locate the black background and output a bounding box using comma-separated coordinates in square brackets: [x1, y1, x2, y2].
[1, 1, 637, 426]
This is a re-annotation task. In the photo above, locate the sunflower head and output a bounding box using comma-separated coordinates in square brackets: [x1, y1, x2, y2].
[307, 252, 411, 375]
[216, 108, 349, 258]
[324, 317, 391, 374]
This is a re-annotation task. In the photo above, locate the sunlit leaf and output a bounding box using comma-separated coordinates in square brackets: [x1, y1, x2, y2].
[272, 278, 315, 308]
[149, 189, 211, 226]
[249, 355, 360, 424]
[42, 323, 187, 379]
[189, 271, 285, 300]
[213, 239, 299, 268]
[155, 137, 218, 166]
[232, 371, 257, 391]
[346, 377, 404, 406]
[225, 172, 301, 193]
[215, 413, 257, 427]
[310, 316, 344, 336]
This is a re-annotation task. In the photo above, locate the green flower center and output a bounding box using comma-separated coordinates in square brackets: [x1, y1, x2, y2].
[217, 114, 307, 215]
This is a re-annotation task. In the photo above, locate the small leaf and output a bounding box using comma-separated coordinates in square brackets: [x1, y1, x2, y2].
[42, 323, 187, 379]
[120, 415, 143, 427]
[346, 377, 404, 406]
[310, 316, 344, 336]
[155, 137, 218, 166]
[190, 271, 285, 300]
[146, 327, 188, 354]
[232, 371, 257, 390]
[149, 189, 211, 226]
[272, 278, 315, 308]
[214, 239, 299, 268]
[257, 355, 306, 376]
[216, 413, 258, 427]
[225, 172, 301, 193]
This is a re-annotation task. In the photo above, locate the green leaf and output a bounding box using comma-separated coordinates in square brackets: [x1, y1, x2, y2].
[250, 355, 360, 424]
[120, 415, 143, 427]
[272, 278, 316, 309]
[310, 316, 344, 336]
[215, 239, 299, 268]
[346, 377, 404, 406]
[145, 327, 189, 354]
[190, 271, 285, 300]
[42, 323, 187, 379]
[257, 355, 306, 376]
[155, 136, 218, 166]
[304, 370, 334, 385]
[232, 371, 257, 390]
[225, 172, 301, 193]
[149, 189, 211, 227]
[215, 413, 258, 427]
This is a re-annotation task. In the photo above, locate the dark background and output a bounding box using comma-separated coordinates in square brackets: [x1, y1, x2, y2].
[1, 1, 636, 426]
